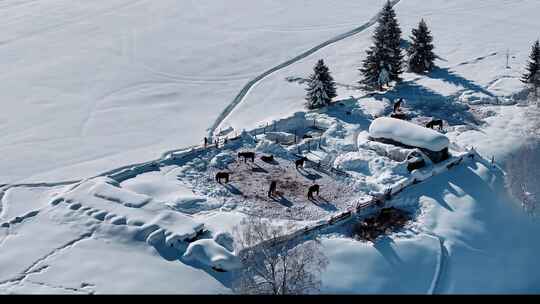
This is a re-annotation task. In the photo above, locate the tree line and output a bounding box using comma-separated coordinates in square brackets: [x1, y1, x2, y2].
[306, 0, 540, 109]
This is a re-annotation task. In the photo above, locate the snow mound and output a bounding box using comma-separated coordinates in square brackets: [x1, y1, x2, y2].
[183, 239, 242, 271]
[166, 197, 222, 215]
[264, 131, 295, 143]
[209, 152, 236, 169]
[255, 139, 291, 159]
[121, 172, 222, 213]
[458, 90, 499, 105]
[144, 211, 205, 246]
[333, 151, 374, 175]
[59, 178, 204, 243]
[358, 131, 413, 162]
[369, 117, 450, 152]
[90, 178, 151, 208]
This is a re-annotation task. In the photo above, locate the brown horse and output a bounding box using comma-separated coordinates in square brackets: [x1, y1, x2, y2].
[238, 152, 255, 163]
[261, 155, 274, 163]
[307, 184, 320, 200]
[393, 98, 404, 113]
[426, 119, 444, 130]
[295, 157, 308, 169]
[268, 180, 277, 198]
[215, 171, 230, 184]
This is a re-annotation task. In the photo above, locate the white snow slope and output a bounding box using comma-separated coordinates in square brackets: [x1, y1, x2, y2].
[0, 0, 386, 184]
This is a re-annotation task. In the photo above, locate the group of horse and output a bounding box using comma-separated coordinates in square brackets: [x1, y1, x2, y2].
[214, 152, 321, 200]
[393, 98, 445, 131]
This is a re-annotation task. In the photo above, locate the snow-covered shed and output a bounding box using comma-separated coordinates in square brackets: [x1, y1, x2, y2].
[368, 117, 450, 163]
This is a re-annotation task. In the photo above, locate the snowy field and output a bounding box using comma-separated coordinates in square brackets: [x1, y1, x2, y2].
[0, 0, 386, 184]
[1, 0, 540, 295]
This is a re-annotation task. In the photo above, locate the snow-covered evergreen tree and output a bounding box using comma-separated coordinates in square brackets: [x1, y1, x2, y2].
[305, 59, 337, 109]
[360, 0, 404, 90]
[407, 19, 436, 74]
[521, 39, 540, 98]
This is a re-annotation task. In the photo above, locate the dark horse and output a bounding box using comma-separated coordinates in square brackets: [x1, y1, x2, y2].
[268, 180, 277, 198]
[215, 171, 230, 184]
[238, 151, 255, 163]
[307, 184, 320, 200]
[426, 119, 444, 130]
[393, 98, 404, 113]
[261, 155, 274, 163]
[295, 157, 308, 169]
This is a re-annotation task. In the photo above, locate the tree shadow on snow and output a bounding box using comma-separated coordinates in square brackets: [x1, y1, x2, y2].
[373, 236, 404, 268]
[372, 80, 482, 126]
[324, 96, 373, 127]
[429, 67, 495, 98]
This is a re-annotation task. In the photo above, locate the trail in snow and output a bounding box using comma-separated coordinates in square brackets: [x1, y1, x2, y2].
[0, 231, 94, 286]
[425, 233, 446, 294]
[207, 0, 402, 141]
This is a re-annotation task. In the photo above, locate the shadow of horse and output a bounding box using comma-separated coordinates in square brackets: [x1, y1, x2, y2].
[251, 163, 269, 174]
[298, 168, 323, 181]
[309, 196, 338, 212]
[271, 194, 293, 208]
[223, 183, 243, 195]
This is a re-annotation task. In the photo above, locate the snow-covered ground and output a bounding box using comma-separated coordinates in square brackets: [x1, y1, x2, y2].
[221, 0, 537, 133]
[1, 0, 540, 295]
[0, 0, 386, 184]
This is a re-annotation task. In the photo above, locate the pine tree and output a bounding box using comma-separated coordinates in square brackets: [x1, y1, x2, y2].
[360, 0, 404, 90]
[306, 59, 337, 109]
[521, 40, 540, 98]
[407, 19, 436, 74]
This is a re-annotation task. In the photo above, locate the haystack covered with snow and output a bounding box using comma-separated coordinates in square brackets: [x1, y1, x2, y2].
[369, 117, 450, 163]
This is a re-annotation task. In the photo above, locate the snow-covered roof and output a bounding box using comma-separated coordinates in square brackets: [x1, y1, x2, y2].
[369, 117, 449, 152]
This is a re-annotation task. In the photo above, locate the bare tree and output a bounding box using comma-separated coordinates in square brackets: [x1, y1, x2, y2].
[503, 101, 540, 218]
[232, 215, 329, 295]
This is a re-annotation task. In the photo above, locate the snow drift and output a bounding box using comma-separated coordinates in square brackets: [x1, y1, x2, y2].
[183, 239, 242, 271]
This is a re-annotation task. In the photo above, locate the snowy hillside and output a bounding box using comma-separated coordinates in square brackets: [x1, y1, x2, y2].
[1, 0, 540, 295]
[0, 0, 386, 183]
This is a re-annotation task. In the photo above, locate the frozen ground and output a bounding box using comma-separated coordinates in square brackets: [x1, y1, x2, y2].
[2, 0, 540, 295]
